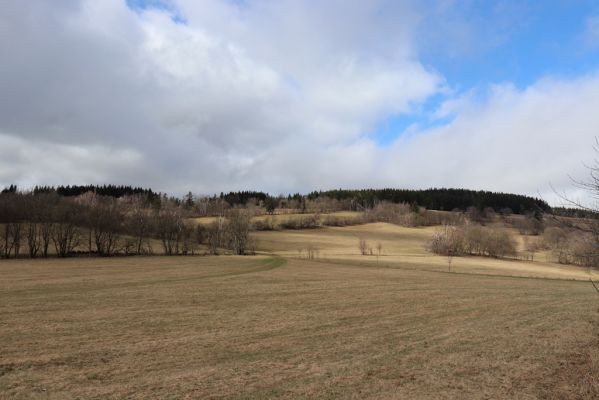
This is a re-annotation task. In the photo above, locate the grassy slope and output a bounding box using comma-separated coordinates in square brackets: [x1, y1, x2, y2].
[254, 222, 599, 281]
[1, 222, 599, 399]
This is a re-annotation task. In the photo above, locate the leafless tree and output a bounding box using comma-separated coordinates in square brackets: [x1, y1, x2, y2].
[26, 221, 41, 258]
[431, 224, 517, 259]
[552, 139, 599, 293]
[306, 245, 319, 259]
[358, 238, 369, 256]
[89, 198, 122, 256]
[180, 224, 198, 255]
[154, 206, 185, 255]
[1, 223, 21, 259]
[51, 201, 81, 257]
[522, 237, 540, 262]
[514, 212, 544, 235]
[430, 224, 464, 256]
[126, 198, 152, 255]
[225, 209, 252, 255]
[206, 217, 226, 255]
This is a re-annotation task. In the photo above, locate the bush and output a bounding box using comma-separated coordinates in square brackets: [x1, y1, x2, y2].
[279, 214, 321, 230]
[321, 215, 364, 227]
[363, 202, 411, 225]
[484, 230, 517, 258]
[253, 216, 278, 231]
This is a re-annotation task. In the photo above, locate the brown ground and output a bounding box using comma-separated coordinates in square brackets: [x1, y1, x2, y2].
[1, 250, 598, 399]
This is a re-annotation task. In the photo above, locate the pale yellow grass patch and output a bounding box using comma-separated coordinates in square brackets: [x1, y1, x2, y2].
[254, 223, 599, 281]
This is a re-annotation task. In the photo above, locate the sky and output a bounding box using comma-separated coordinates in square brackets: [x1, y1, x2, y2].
[1, 0, 599, 205]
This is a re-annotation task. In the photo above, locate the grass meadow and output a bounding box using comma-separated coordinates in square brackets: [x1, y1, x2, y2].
[1, 222, 599, 399]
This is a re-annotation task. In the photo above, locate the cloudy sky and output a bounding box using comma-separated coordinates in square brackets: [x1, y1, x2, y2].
[2, 0, 599, 203]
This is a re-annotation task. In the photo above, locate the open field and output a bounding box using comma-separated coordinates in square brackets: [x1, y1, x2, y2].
[1, 223, 599, 399]
[254, 223, 599, 281]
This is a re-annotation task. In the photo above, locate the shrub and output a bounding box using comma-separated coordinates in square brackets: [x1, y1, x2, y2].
[279, 214, 321, 230]
[321, 215, 364, 227]
[253, 216, 278, 231]
[484, 230, 517, 258]
[363, 202, 411, 225]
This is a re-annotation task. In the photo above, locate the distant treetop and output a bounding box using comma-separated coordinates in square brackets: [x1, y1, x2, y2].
[307, 188, 550, 214]
[31, 184, 160, 202]
[1, 184, 552, 214]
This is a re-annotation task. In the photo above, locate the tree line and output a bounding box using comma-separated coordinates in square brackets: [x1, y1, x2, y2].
[0, 190, 253, 259]
[3, 185, 552, 216]
[213, 188, 550, 214]
[307, 188, 550, 214]
[32, 184, 161, 202]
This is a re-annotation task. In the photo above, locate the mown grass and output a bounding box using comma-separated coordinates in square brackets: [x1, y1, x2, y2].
[1, 251, 598, 399]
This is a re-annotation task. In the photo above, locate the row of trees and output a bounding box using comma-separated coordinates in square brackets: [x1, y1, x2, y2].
[308, 188, 551, 214]
[3, 184, 554, 218]
[0, 191, 253, 259]
[430, 224, 518, 259]
[3, 191, 547, 260]
[429, 220, 599, 268]
[542, 227, 599, 268]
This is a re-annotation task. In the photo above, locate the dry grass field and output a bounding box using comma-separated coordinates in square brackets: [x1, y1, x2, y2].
[254, 223, 599, 281]
[1, 223, 599, 399]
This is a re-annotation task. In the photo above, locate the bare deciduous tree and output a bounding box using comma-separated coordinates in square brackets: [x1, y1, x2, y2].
[89, 198, 122, 256]
[127, 197, 152, 255]
[154, 206, 185, 256]
[226, 209, 252, 255]
[206, 217, 226, 255]
[358, 238, 369, 256]
[51, 201, 81, 257]
[551, 139, 599, 293]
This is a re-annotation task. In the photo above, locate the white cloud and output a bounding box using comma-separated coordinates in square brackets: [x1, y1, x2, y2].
[0, 0, 597, 206]
[384, 74, 599, 205]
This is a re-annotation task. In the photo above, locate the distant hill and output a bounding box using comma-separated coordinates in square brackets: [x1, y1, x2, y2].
[3, 184, 551, 214]
[307, 188, 550, 214]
